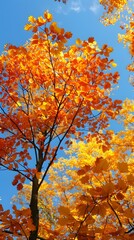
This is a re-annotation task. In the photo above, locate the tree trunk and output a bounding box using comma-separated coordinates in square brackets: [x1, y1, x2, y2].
[29, 146, 44, 239]
[29, 175, 39, 240]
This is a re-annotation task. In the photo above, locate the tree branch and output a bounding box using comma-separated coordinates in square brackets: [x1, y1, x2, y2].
[107, 199, 122, 227]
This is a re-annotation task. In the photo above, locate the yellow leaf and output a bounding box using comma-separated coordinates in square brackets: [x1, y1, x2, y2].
[76, 38, 82, 45]
[50, 22, 61, 34]
[37, 16, 46, 26]
[16, 101, 22, 107]
[41, 102, 47, 110]
[24, 24, 33, 31]
[111, 61, 117, 67]
[20, 62, 26, 70]
[107, 47, 113, 52]
[44, 11, 53, 22]
[28, 16, 36, 23]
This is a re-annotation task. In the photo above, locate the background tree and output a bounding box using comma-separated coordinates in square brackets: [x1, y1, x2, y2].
[100, 0, 134, 72]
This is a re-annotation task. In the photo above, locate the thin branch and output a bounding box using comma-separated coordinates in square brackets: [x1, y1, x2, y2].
[27, 117, 38, 164]
[18, 222, 29, 240]
[38, 100, 83, 189]
[2, 221, 29, 240]
[0, 105, 35, 147]
[0, 125, 16, 136]
[2, 230, 22, 236]
[36, 80, 69, 173]
[46, 34, 56, 90]
[107, 199, 122, 227]
[74, 204, 96, 239]
[19, 82, 39, 162]
[125, 226, 134, 234]
[2, 228, 47, 239]
[0, 161, 33, 182]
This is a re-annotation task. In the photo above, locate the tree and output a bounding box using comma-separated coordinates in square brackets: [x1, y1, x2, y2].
[0, 0, 133, 239]
[0, 9, 122, 240]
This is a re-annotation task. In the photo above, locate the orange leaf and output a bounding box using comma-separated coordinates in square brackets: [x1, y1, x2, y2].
[117, 162, 128, 173]
[17, 183, 23, 191]
[36, 172, 42, 179]
[76, 38, 82, 45]
[12, 179, 18, 186]
[28, 16, 36, 23]
[88, 37, 95, 43]
[116, 192, 124, 200]
[104, 82, 111, 89]
[58, 206, 70, 215]
[0, 204, 3, 211]
[64, 32, 72, 39]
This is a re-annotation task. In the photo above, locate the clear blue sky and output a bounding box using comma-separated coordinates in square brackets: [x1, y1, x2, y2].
[0, 0, 133, 209]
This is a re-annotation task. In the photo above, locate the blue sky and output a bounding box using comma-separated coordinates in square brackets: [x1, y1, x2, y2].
[0, 0, 133, 209]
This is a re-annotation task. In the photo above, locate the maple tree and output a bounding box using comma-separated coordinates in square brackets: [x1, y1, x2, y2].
[0, 1, 133, 240]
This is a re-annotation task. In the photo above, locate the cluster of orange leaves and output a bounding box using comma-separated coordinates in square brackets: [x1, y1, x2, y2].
[0, 10, 122, 185]
[0, 204, 35, 239]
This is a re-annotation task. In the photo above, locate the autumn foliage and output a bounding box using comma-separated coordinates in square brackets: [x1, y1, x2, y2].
[0, 1, 134, 240]
[100, 0, 134, 71]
